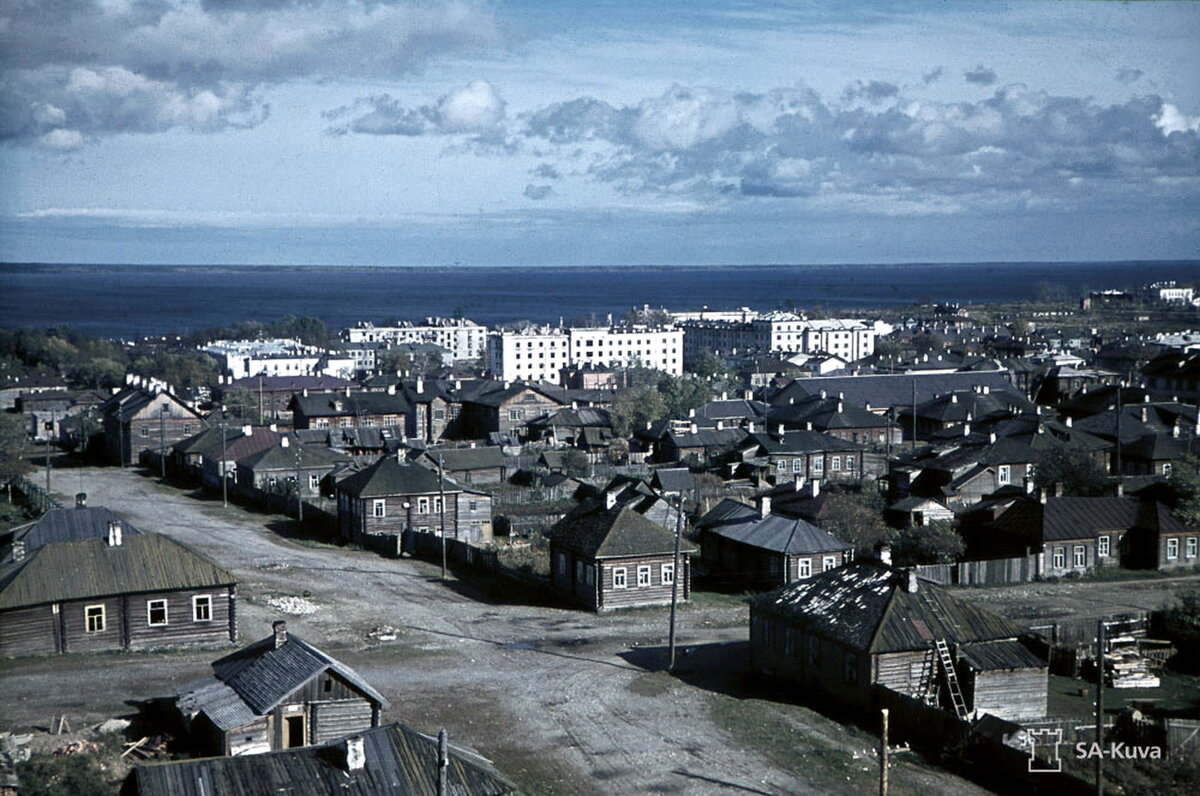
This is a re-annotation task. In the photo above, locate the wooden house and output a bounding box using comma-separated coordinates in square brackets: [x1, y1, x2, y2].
[235, 437, 351, 500]
[737, 428, 870, 484]
[217, 375, 355, 426]
[175, 621, 388, 756]
[335, 456, 492, 551]
[458, 382, 564, 439]
[123, 721, 517, 796]
[102, 386, 205, 466]
[695, 497, 851, 587]
[547, 499, 695, 611]
[0, 527, 236, 658]
[289, 389, 410, 433]
[749, 563, 1048, 722]
[1, 496, 143, 563]
[414, 445, 507, 485]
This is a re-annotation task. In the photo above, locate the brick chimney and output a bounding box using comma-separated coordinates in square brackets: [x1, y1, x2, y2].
[273, 620, 288, 649]
[342, 735, 366, 772]
[281, 436, 290, 448]
[242, 424, 253, 437]
[906, 569, 919, 593]
[75, 492, 87, 509]
[758, 495, 772, 518]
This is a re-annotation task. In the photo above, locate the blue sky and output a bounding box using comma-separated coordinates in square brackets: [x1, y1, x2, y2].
[1, 0, 1197, 266]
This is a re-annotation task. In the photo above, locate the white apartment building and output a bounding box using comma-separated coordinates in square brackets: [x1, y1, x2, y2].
[801, 319, 876, 362]
[488, 325, 684, 383]
[201, 339, 355, 380]
[680, 312, 878, 367]
[487, 326, 571, 383]
[342, 318, 487, 362]
[569, 326, 684, 375]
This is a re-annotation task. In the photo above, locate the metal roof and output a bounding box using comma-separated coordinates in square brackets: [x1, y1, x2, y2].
[128, 721, 517, 796]
[336, 456, 456, 498]
[550, 505, 694, 559]
[4, 506, 143, 555]
[959, 639, 1047, 671]
[0, 534, 234, 610]
[704, 510, 847, 556]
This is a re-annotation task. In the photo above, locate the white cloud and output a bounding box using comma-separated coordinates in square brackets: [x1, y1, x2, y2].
[327, 80, 506, 137]
[39, 129, 85, 151]
[1156, 103, 1200, 135]
[436, 81, 506, 133]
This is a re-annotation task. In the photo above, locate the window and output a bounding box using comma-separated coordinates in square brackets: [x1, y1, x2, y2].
[140, 426, 150, 437]
[508, 409, 522, 421]
[1073, 545, 1086, 568]
[844, 457, 855, 471]
[998, 465, 1011, 485]
[468, 500, 478, 511]
[417, 497, 430, 513]
[798, 558, 812, 578]
[637, 566, 652, 587]
[574, 560, 583, 582]
[812, 457, 823, 473]
[147, 599, 168, 626]
[1188, 537, 1198, 559]
[831, 456, 841, 472]
[792, 458, 803, 473]
[776, 460, 787, 475]
[661, 562, 675, 585]
[433, 408, 446, 421]
[1098, 535, 1110, 557]
[1164, 463, 1174, 476]
[85, 604, 106, 633]
[1053, 547, 1065, 569]
[372, 499, 385, 518]
[613, 567, 627, 588]
[1167, 538, 1179, 560]
[822, 556, 836, 572]
[586, 565, 595, 585]
[784, 627, 796, 657]
[308, 473, 320, 491]
[556, 552, 568, 576]
[193, 595, 212, 622]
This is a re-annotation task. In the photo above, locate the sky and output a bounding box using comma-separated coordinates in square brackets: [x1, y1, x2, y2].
[0, 0, 1198, 267]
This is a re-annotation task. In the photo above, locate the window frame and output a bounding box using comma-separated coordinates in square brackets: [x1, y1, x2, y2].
[1052, 547, 1066, 569]
[660, 562, 675, 585]
[822, 556, 836, 572]
[192, 595, 213, 622]
[372, 499, 386, 518]
[1167, 537, 1180, 560]
[798, 558, 812, 578]
[612, 567, 627, 589]
[1188, 537, 1198, 559]
[637, 565, 652, 587]
[147, 599, 169, 627]
[1098, 535, 1110, 557]
[85, 604, 106, 633]
[1073, 545, 1086, 568]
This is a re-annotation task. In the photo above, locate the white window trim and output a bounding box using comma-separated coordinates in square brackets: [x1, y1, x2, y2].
[1098, 535, 1110, 557]
[798, 559, 812, 578]
[1053, 547, 1065, 569]
[637, 565, 652, 587]
[661, 563, 675, 585]
[147, 599, 169, 627]
[822, 556, 836, 572]
[612, 567, 627, 589]
[85, 604, 106, 633]
[1167, 538, 1179, 560]
[193, 595, 213, 622]
[1188, 537, 1198, 559]
[372, 499, 386, 518]
[1073, 545, 1086, 568]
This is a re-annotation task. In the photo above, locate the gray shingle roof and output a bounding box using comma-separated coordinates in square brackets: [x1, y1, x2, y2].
[550, 505, 695, 559]
[129, 721, 517, 796]
[704, 509, 847, 555]
[336, 456, 454, 498]
[752, 563, 1028, 654]
[4, 506, 143, 555]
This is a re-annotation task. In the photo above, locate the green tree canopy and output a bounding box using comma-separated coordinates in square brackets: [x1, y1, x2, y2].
[1032, 444, 1110, 497]
[892, 520, 965, 566]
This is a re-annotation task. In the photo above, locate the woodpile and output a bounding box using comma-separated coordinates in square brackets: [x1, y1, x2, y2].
[1104, 637, 1160, 689]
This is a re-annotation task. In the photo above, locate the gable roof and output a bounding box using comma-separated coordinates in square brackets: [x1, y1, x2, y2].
[128, 722, 517, 796]
[650, 467, 695, 494]
[752, 563, 1028, 654]
[336, 456, 455, 498]
[3, 506, 143, 556]
[987, 495, 1171, 542]
[700, 503, 848, 555]
[0, 534, 234, 610]
[237, 441, 352, 471]
[419, 446, 506, 471]
[102, 387, 202, 423]
[773, 372, 1025, 412]
[191, 629, 388, 718]
[550, 505, 695, 559]
[291, 391, 412, 418]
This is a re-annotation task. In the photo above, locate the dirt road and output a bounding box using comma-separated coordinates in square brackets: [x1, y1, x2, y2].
[1, 466, 994, 795]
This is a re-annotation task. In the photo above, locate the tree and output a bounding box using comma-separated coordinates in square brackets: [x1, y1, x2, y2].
[610, 385, 668, 437]
[911, 332, 943, 354]
[1166, 454, 1200, 527]
[223, 387, 263, 424]
[16, 749, 114, 796]
[691, 348, 727, 381]
[820, 488, 895, 554]
[892, 520, 965, 566]
[1032, 445, 1110, 497]
[562, 449, 591, 478]
[0, 412, 33, 482]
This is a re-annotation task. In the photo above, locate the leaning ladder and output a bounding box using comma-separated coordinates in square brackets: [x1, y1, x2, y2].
[934, 639, 969, 720]
[912, 649, 938, 706]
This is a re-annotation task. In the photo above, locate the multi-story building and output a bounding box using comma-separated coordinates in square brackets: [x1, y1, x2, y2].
[801, 319, 875, 362]
[342, 318, 487, 363]
[488, 325, 684, 383]
[680, 312, 877, 368]
[487, 326, 571, 383]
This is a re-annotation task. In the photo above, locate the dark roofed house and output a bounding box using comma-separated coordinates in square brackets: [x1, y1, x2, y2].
[124, 721, 517, 796]
[336, 456, 492, 551]
[290, 390, 410, 434]
[218, 375, 356, 426]
[174, 621, 388, 756]
[548, 502, 696, 611]
[459, 382, 564, 440]
[415, 445, 507, 484]
[0, 530, 236, 658]
[236, 438, 352, 499]
[695, 498, 851, 587]
[1, 497, 143, 563]
[750, 563, 1047, 722]
[102, 386, 204, 466]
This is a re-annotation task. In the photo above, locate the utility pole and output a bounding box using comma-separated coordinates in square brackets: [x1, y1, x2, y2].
[159, 405, 166, 479]
[880, 708, 889, 796]
[220, 422, 229, 508]
[294, 442, 303, 526]
[910, 377, 917, 451]
[45, 410, 53, 493]
[438, 449, 447, 582]
[1096, 619, 1106, 796]
[667, 493, 684, 672]
[1114, 385, 1123, 479]
[436, 729, 448, 796]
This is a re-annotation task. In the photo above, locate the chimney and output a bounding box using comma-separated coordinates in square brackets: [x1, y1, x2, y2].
[793, 475, 804, 492]
[273, 620, 288, 649]
[12, 540, 25, 562]
[387, 384, 396, 395]
[1115, 482, 1124, 498]
[75, 492, 87, 509]
[1065, 416, 1073, 427]
[758, 495, 772, 518]
[690, 422, 698, 434]
[241, 424, 252, 438]
[777, 423, 785, 436]
[281, 436, 290, 448]
[345, 386, 352, 397]
[688, 408, 696, 418]
[1053, 482, 1063, 498]
[303, 387, 309, 397]
[716, 420, 724, 430]
[906, 569, 919, 593]
[416, 377, 424, 393]
[604, 491, 618, 510]
[951, 394, 958, 404]
[988, 431, 996, 444]
[343, 736, 366, 772]
[819, 389, 827, 399]
[1038, 488, 1047, 504]
[1141, 407, 1148, 422]
[876, 544, 892, 565]
[983, 385, 990, 395]
[107, 520, 122, 547]
[503, 380, 510, 389]
[963, 422, 971, 437]
[269, 423, 278, 432]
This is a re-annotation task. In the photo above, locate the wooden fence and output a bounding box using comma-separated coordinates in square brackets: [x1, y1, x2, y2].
[6, 475, 62, 513]
[914, 553, 1039, 586]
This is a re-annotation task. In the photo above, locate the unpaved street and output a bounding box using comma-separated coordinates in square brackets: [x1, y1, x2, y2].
[1, 467, 994, 795]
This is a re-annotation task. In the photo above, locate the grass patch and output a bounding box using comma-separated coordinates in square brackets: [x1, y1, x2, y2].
[626, 671, 674, 698]
[685, 589, 756, 609]
[1049, 672, 1200, 721]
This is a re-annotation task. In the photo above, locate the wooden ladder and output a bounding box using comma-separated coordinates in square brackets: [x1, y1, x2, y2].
[912, 649, 938, 706]
[934, 639, 969, 720]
